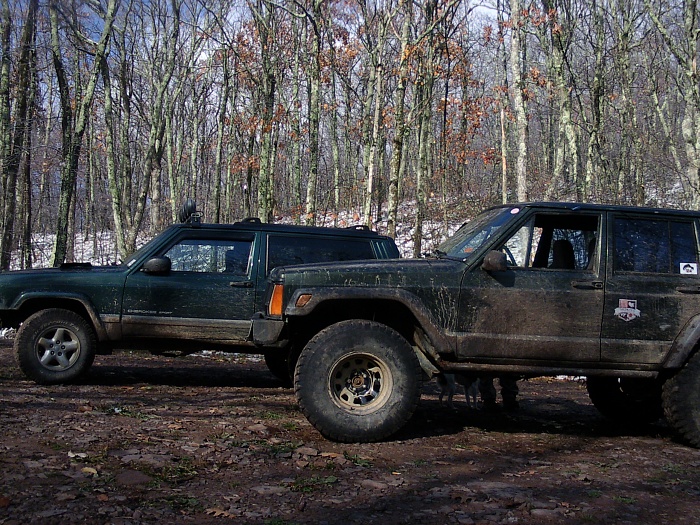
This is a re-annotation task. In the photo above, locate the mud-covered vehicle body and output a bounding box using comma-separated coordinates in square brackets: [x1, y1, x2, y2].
[2, 215, 399, 385]
[253, 202, 700, 446]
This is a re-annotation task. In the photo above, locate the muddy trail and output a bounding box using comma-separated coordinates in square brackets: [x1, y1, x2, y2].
[1, 344, 699, 524]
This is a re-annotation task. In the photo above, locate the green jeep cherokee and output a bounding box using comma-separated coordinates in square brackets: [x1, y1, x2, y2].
[252, 202, 700, 446]
[1, 211, 399, 385]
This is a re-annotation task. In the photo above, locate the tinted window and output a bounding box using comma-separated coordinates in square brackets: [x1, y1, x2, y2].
[614, 218, 697, 274]
[267, 236, 375, 273]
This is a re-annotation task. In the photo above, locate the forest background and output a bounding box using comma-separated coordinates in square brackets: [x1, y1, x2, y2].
[0, 0, 699, 268]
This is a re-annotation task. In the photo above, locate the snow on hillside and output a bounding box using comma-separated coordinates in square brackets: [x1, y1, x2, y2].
[16, 203, 470, 269]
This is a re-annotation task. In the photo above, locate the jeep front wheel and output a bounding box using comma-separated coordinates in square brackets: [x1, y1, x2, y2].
[586, 377, 663, 424]
[294, 320, 422, 443]
[15, 309, 96, 385]
[663, 353, 700, 447]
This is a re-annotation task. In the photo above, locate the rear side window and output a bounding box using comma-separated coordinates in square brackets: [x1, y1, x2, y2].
[614, 218, 698, 274]
[267, 236, 375, 274]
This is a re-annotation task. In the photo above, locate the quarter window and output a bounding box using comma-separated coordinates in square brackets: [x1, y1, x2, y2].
[267, 236, 375, 274]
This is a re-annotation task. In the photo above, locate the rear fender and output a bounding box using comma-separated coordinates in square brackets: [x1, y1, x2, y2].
[665, 315, 700, 369]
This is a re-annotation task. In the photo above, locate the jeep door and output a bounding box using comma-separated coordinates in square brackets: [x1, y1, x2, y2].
[601, 214, 700, 365]
[121, 231, 257, 344]
[456, 211, 604, 363]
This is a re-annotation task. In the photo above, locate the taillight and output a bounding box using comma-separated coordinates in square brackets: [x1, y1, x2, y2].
[268, 284, 284, 317]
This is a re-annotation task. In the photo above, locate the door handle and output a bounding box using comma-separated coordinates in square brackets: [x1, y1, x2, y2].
[229, 281, 253, 288]
[571, 280, 603, 290]
[676, 286, 700, 294]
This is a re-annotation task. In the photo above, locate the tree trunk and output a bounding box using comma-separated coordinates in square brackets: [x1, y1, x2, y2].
[50, 0, 119, 266]
[510, 0, 528, 202]
[305, 1, 323, 226]
[387, 0, 413, 239]
[0, 0, 37, 269]
[645, 0, 700, 209]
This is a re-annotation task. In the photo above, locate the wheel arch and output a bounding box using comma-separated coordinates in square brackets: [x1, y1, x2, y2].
[284, 289, 449, 373]
[10, 294, 107, 341]
[664, 314, 700, 369]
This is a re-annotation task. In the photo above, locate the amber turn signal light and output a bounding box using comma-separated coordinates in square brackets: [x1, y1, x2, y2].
[269, 284, 284, 317]
[295, 294, 312, 308]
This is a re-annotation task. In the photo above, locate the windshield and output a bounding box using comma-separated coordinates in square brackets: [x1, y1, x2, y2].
[123, 226, 175, 268]
[438, 207, 519, 258]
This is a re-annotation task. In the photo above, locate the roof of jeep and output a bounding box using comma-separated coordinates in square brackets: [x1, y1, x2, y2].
[170, 219, 392, 239]
[491, 201, 700, 218]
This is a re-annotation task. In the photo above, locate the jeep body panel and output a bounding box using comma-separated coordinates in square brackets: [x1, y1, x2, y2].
[258, 202, 700, 375]
[0, 220, 399, 355]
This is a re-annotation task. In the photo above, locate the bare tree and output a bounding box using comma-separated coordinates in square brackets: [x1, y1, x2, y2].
[50, 0, 119, 265]
[510, 0, 528, 202]
[0, 0, 38, 269]
[645, 0, 700, 208]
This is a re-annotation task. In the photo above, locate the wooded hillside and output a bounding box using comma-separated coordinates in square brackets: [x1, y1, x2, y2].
[1, 0, 698, 266]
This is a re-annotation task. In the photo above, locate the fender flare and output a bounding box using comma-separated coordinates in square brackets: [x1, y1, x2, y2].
[10, 292, 109, 341]
[283, 286, 452, 358]
[664, 314, 700, 369]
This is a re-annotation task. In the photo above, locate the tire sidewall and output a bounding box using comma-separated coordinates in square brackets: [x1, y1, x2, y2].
[15, 309, 96, 385]
[294, 320, 421, 442]
[663, 354, 700, 447]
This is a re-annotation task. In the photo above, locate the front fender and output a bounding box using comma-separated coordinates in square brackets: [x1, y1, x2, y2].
[283, 286, 452, 356]
[11, 292, 109, 341]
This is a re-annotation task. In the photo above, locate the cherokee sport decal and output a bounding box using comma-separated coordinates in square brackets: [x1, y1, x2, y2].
[614, 299, 640, 322]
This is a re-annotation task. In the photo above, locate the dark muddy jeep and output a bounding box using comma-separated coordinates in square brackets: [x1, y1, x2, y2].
[253, 202, 700, 446]
[2, 208, 399, 385]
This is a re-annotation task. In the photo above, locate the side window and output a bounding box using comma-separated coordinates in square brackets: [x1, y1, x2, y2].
[501, 214, 599, 271]
[267, 236, 375, 274]
[614, 218, 698, 274]
[164, 239, 253, 275]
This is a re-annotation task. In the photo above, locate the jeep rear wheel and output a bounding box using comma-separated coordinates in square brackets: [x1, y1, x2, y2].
[586, 377, 663, 424]
[294, 320, 422, 443]
[663, 353, 700, 447]
[15, 309, 96, 385]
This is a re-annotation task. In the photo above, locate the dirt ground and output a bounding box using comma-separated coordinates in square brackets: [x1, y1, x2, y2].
[1, 344, 700, 525]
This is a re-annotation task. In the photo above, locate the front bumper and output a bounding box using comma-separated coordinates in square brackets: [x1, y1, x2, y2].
[250, 313, 286, 347]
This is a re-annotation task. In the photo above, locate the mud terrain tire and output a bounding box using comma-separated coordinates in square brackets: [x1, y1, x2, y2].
[586, 377, 663, 424]
[15, 309, 96, 385]
[663, 353, 700, 447]
[294, 320, 422, 443]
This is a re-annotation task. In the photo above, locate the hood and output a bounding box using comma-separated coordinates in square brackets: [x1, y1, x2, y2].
[272, 257, 466, 288]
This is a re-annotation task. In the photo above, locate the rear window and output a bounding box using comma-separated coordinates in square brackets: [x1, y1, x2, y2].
[267, 235, 376, 274]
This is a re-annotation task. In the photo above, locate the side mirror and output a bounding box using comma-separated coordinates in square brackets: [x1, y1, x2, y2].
[481, 250, 507, 272]
[142, 256, 171, 275]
